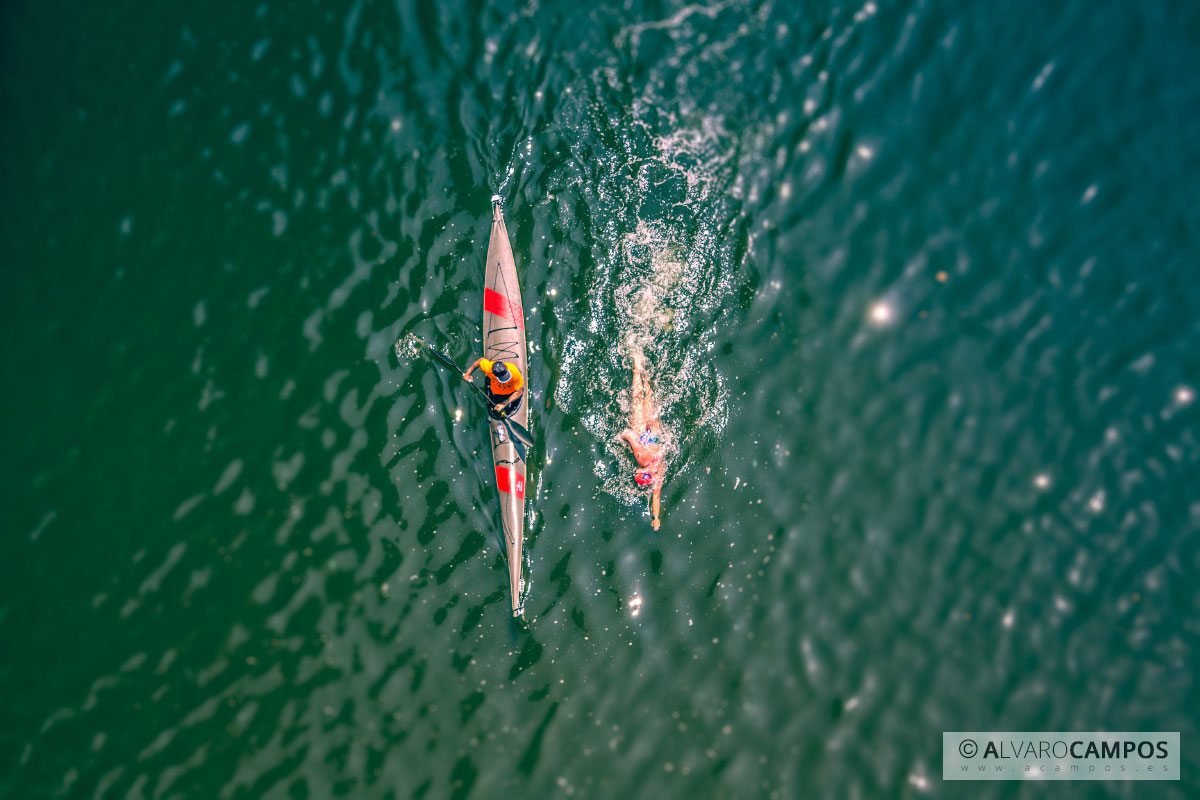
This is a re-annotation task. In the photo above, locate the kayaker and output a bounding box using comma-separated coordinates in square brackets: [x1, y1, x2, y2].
[463, 357, 524, 417]
[617, 349, 666, 530]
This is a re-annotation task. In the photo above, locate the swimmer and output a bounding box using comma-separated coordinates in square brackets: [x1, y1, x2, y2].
[617, 348, 666, 530]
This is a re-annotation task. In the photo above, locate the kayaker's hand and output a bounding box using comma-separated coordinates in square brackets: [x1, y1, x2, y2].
[462, 373, 471, 381]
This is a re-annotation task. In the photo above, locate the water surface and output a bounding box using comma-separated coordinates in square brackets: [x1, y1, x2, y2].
[3, 0, 1199, 797]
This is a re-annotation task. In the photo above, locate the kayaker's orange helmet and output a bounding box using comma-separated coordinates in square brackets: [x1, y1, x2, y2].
[634, 471, 653, 487]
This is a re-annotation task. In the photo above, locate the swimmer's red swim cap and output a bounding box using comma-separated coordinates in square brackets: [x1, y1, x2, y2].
[634, 471, 653, 486]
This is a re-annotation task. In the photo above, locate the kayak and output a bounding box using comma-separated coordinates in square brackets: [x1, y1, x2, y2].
[481, 202, 529, 616]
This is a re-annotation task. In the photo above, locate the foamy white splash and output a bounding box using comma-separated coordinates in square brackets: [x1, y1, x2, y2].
[392, 332, 424, 362]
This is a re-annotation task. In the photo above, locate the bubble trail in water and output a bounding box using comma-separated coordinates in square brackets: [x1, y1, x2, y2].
[393, 332, 425, 362]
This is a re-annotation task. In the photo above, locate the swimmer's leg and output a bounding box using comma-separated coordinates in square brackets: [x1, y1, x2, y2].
[631, 348, 647, 411]
[636, 366, 655, 423]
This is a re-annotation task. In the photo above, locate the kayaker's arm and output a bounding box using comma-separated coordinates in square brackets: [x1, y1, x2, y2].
[462, 358, 483, 381]
[494, 386, 524, 413]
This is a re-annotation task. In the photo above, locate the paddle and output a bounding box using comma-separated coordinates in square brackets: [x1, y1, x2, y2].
[425, 345, 534, 448]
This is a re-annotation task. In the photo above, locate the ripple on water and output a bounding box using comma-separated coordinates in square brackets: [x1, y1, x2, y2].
[7, 0, 1200, 798]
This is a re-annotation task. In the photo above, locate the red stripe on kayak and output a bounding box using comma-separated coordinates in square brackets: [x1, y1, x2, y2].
[484, 288, 523, 329]
[495, 465, 525, 500]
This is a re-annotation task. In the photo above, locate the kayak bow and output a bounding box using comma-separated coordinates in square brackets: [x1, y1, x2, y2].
[482, 202, 529, 617]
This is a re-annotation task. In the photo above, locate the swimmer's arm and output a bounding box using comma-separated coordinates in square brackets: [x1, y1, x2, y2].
[617, 429, 637, 448]
[651, 486, 661, 531]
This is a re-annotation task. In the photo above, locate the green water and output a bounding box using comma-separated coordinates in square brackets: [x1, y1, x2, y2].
[4, 0, 1199, 797]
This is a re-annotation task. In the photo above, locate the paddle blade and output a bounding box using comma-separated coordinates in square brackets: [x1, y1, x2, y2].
[502, 417, 534, 448]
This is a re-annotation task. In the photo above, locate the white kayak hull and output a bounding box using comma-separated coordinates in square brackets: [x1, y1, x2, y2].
[482, 203, 529, 616]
